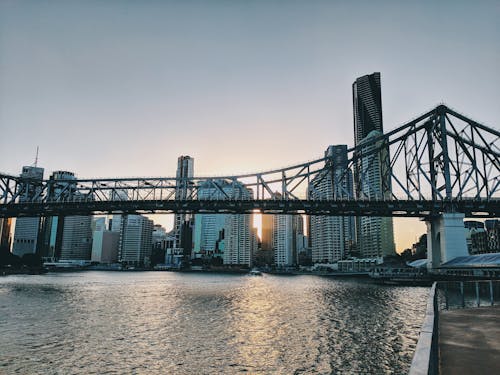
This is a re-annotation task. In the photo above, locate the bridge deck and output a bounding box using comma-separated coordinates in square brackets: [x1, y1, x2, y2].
[439, 305, 500, 375]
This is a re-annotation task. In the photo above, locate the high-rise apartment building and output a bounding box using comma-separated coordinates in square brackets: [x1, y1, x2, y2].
[353, 73, 395, 258]
[353, 72, 384, 147]
[193, 179, 253, 266]
[357, 133, 395, 257]
[273, 215, 297, 267]
[118, 214, 153, 267]
[309, 146, 355, 262]
[223, 212, 253, 266]
[224, 183, 253, 266]
[12, 166, 44, 256]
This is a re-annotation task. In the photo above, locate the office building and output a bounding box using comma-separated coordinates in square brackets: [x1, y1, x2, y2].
[12, 166, 44, 256]
[59, 216, 93, 260]
[91, 217, 119, 263]
[192, 180, 229, 258]
[39, 171, 93, 261]
[118, 214, 153, 267]
[173, 156, 194, 260]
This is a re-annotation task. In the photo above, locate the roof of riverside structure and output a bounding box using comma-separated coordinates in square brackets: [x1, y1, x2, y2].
[439, 253, 500, 268]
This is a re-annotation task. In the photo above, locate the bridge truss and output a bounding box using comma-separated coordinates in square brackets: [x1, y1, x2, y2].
[0, 105, 499, 218]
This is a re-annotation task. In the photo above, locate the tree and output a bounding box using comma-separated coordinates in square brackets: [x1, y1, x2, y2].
[0, 245, 22, 268]
[400, 248, 413, 262]
[150, 248, 166, 267]
[21, 253, 43, 268]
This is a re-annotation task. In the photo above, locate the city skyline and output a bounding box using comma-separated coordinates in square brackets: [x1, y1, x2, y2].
[1, 1, 499, 252]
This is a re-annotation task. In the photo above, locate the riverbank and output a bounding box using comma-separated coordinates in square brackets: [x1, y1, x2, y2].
[1, 267, 47, 276]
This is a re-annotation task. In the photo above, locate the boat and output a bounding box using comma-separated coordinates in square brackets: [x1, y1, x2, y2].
[248, 269, 263, 276]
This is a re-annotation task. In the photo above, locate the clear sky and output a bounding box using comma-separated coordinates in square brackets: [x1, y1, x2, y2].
[1, 0, 499, 251]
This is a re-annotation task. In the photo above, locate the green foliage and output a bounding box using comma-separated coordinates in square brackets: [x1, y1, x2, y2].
[0, 245, 22, 267]
[150, 248, 166, 267]
[21, 253, 43, 268]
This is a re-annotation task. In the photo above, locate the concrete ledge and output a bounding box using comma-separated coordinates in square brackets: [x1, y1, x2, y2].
[409, 282, 437, 375]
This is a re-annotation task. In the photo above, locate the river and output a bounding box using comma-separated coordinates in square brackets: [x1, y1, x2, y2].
[0, 272, 427, 374]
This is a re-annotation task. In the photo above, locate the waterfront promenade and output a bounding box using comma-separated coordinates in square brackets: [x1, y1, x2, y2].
[439, 306, 500, 374]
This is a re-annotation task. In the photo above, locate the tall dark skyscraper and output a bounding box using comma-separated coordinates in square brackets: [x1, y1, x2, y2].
[174, 155, 194, 261]
[352, 72, 395, 258]
[352, 72, 383, 146]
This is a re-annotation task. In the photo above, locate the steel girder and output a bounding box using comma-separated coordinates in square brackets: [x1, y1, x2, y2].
[0, 198, 497, 218]
[0, 105, 498, 218]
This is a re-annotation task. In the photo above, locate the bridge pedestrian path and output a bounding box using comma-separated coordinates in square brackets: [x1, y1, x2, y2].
[439, 305, 500, 374]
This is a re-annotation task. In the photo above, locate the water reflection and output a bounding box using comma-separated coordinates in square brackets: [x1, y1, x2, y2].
[0, 272, 427, 374]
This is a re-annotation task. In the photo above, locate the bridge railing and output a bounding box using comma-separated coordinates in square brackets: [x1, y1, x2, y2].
[436, 280, 500, 310]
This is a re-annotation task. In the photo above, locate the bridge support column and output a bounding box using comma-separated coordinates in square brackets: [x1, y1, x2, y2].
[426, 213, 468, 271]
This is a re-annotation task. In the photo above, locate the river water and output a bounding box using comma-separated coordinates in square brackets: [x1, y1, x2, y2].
[0, 272, 427, 374]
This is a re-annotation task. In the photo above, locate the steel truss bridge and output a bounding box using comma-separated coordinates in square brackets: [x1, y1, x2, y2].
[1, 105, 499, 219]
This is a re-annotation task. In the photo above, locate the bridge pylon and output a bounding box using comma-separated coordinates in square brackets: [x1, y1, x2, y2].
[426, 213, 468, 271]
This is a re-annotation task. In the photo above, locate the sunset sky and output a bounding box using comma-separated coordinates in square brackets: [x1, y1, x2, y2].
[1, 1, 499, 251]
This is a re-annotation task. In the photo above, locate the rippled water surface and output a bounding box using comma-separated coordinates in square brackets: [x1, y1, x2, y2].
[0, 272, 428, 374]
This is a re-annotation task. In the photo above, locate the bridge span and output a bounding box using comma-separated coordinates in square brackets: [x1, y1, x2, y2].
[0, 105, 499, 219]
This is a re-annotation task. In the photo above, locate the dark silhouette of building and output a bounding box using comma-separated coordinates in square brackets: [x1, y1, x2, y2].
[0, 218, 12, 250]
[353, 72, 384, 146]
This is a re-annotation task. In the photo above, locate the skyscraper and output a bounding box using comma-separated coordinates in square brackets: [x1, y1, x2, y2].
[223, 211, 253, 266]
[223, 183, 253, 266]
[352, 73, 395, 258]
[273, 214, 298, 267]
[357, 131, 395, 257]
[118, 214, 153, 267]
[91, 217, 120, 263]
[353, 72, 384, 146]
[173, 155, 194, 260]
[193, 179, 253, 266]
[193, 180, 231, 258]
[42, 171, 93, 261]
[309, 146, 355, 262]
[12, 165, 44, 257]
[59, 215, 93, 260]
[261, 215, 274, 251]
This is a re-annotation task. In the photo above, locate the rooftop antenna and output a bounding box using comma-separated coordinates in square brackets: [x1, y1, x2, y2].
[34, 146, 39, 167]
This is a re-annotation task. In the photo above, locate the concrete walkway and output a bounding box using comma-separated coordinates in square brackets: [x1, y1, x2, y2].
[439, 306, 500, 375]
